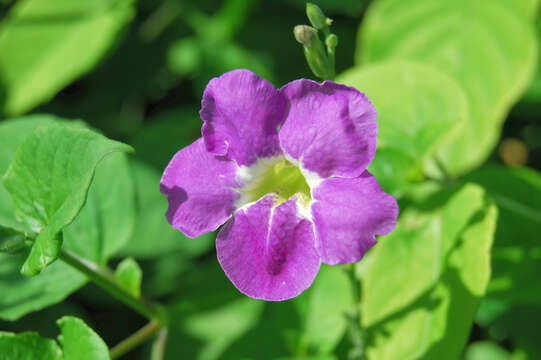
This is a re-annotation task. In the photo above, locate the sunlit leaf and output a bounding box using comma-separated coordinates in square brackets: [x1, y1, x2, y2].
[362, 184, 497, 359]
[464, 165, 541, 310]
[337, 61, 467, 195]
[358, 0, 538, 175]
[0, 0, 135, 115]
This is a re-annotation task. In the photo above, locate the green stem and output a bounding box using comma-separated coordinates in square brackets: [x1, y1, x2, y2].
[346, 265, 366, 360]
[110, 321, 162, 359]
[59, 248, 165, 324]
[151, 328, 169, 360]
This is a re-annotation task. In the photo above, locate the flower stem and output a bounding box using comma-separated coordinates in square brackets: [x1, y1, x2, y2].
[110, 320, 162, 359]
[59, 248, 165, 324]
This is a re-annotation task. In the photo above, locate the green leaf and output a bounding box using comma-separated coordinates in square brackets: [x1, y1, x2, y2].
[302, 265, 354, 354]
[0, 116, 136, 320]
[129, 107, 203, 171]
[0, 0, 135, 115]
[357, 0, 538, 175]
[463, 165, 541, 309]
[522, 17, 541, 103]
[464, 341, 510, 360]
[0, 316, 109, 360]
[165, 259, 266, 360]
[62, 151, 135, 263]
[486, 305, 541, 360]
[114, 257, 142, 298]
[2, 124, 134, 275]
[118, 159, 213, 259]
[0, 226, 27, 253]
[0, 332, 62, 360]
[337, 61, 467, 195]
[0, 252, 86, 321]
[362, 184, 497, 360]
[507, 0, 540, 19]
[57, 316, 110, 360]
[167, 37, 274, 95]
[0, 115, 59, 231]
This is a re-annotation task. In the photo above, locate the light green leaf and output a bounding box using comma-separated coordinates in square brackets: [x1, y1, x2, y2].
[303, 265, 354, 354]
[508, 0, 540, 19]
[114, 257, 142, 298]
[464, 341, 510, 360]
[0, 0, 135, 115]
[118, 159, 213, 259]
[463, 165, 541, 309]
[2, 125, 134, 275]
[337, 61, 467, 194]
[358, 0, 538, 175]
[57, 316, 110, 360]
[0, 332, 62, 360]
[522, 17, 541, 103]
[362, 184, 497, 360]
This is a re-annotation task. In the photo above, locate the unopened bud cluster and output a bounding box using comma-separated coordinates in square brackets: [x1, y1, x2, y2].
[293, 3, 338, 80]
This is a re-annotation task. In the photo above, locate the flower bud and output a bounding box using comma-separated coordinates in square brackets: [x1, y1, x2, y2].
[294, 25, 317, 47]
[325, 33, 338, 49]
[306, 3, 328, 30]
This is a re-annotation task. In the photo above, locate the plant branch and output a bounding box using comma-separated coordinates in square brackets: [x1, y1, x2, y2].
[59, 248, 165, 324]
[110, 320, 162, 359]
[151, 328, 169, 360]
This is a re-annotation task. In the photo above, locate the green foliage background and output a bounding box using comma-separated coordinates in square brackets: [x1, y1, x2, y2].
[0, 0, 540, 359]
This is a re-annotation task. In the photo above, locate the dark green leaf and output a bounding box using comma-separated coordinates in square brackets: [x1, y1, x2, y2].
[0, 226, 27, 253]
[118, 159, 213, 259]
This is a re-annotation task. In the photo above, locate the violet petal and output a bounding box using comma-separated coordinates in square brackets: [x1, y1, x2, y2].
[216, 195, 320, 301]
[312, 171, 399, 265]
[201, 69, 287, 166]
[160, 138, 240, 238]
[280, 79, 377, 178]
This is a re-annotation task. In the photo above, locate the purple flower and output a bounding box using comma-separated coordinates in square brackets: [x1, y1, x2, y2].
[160, 69, 399, 301]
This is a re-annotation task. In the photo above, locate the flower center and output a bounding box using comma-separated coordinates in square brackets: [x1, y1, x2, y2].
[237, 157, 311, 208]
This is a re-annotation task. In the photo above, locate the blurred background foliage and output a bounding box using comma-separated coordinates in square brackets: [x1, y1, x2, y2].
[0, 0, 540, 359]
